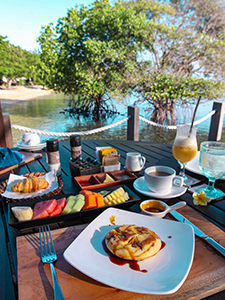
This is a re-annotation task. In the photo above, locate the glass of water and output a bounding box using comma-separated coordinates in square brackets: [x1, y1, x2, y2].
[199, 141, 225, 198]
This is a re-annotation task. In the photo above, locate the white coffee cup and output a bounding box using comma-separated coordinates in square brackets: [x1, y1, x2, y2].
[144, 165, 183, 194]
[21, 133, 40, 146]
[126, 152, 146, 172]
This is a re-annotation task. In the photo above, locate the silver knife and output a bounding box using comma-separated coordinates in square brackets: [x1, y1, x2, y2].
[170, 210, 225, 257]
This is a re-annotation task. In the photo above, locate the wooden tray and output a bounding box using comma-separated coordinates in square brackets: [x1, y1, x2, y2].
[17, 205, 225, 300]
[74, 169, 137, 190]
[0, 172, 63, 203]
[8, 185, 141, 232]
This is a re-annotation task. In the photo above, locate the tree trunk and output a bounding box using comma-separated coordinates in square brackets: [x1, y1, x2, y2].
[7, 79, 13, 88]
[151, 99, 158, 122]
[158, 98, 164, 124]
[94, 95, 101, 121]
[170, 99, 176, 125]
[165, 98, 170, 122]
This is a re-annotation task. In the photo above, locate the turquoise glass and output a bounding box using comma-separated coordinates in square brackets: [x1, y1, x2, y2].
[199, 141, 225, 198]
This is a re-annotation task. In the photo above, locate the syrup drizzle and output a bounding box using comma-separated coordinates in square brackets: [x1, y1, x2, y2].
[103, 239, 166, 273]
[102, 240, 148, 272]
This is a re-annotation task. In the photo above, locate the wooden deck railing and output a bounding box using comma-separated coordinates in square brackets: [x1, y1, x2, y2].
[0, 100, 224, 147]
[0, 103, 13, 148]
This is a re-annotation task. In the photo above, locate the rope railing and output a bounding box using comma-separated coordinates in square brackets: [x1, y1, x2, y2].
[139, 109, 217, 130]
[11, 116, 129, 137]
[11, 108, 217, 136]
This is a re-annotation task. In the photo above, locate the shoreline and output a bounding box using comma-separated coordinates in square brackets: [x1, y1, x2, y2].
[0, 85, 54, 102]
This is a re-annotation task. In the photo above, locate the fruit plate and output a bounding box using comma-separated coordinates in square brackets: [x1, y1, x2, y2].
[7, 185, 141, 232]
[64, 207, 195, 295]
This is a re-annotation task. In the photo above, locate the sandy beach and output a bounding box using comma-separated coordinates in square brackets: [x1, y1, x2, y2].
[0, 85, 54, 102]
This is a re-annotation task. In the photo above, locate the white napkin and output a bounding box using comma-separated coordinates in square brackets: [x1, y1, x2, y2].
[2, 170, 58, 199]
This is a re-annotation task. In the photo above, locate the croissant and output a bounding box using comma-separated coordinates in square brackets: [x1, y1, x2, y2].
[11, 177, 49, 193]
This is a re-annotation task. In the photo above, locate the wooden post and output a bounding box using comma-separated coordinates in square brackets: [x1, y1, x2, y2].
[0, 102, 13, 148]
[127, 106, 139, 141]
[208, 101, 225, 141]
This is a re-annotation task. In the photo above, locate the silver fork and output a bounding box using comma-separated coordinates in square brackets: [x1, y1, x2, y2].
[39, 225, 65, 300]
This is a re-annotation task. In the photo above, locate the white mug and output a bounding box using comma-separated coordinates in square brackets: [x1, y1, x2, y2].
[144, 165, 183, 194]
[126, 152, 146, 172]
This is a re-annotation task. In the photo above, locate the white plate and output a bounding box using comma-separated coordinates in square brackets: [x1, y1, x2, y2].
[17, 142, 46, 151]
[186, 152, 225, 180]
[133, 177, 187, 199]
[63, 208, 194, 295]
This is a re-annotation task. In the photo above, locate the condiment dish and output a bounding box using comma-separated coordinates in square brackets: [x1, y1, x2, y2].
[140, 199, 186, 218]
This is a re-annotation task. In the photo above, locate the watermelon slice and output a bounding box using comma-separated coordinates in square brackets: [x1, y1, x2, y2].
[49, 205, 62, 217]
[56, 197, 66, 210]
[33, 199, 57, 219]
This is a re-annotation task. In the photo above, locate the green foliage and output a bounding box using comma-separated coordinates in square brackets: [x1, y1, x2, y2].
[38, 0, 150, 119]
[122, 0, 225, 123]
[0, 35, 41, 86]
[136, 73, 223, 102]
[37, 0, 225, 122]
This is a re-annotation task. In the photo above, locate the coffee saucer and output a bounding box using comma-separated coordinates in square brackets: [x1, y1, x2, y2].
[133, 177, 187, 199]
[17, 142, 46, 151]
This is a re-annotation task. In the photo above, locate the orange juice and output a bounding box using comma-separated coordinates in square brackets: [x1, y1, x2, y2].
[172, 138, 198, 164]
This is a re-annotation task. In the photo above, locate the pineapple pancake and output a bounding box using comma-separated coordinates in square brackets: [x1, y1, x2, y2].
[105, 224, 162, 261]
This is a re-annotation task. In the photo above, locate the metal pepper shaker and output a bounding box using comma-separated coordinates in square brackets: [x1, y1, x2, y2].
[46, 139, 61, 175]
[70, 135, 82, 161]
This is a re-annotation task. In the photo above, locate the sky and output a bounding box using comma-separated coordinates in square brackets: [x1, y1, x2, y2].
[0, 0, 93, 51]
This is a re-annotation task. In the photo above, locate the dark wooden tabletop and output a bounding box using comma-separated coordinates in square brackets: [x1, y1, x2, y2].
[0, 139, 225, 300]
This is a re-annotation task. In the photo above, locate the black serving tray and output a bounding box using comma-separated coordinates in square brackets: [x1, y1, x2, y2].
[8, 185, 141, 233]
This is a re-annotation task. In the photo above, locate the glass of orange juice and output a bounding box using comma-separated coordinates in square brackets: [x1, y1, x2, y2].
[172, 124, 198, 183]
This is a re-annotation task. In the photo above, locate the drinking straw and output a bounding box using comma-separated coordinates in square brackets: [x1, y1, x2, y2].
[188, 96, 201, 137]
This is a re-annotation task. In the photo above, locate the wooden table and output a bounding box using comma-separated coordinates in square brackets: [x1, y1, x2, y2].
[1, 140, 225, 300]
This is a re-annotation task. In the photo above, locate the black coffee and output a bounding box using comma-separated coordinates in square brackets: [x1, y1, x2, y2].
[148, 171, 170, 176]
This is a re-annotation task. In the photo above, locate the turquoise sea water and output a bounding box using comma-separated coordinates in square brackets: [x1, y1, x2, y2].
[1, 94, 225, 145]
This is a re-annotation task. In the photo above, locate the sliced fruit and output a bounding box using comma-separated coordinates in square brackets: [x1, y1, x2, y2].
[80, 190, 94, 196]
[71, 195, 85, 212]
[56, 197, 66, 210]
[96, 194, 104, 207]
[11, 206, 33, 221]
[49, 205, 62, 217]
[83, 194, 97, 210]
[62, 196, 77, 214]
[104, 187, 129, 205]
[81, 191, 105, 210]
[33, 199, 57, 219]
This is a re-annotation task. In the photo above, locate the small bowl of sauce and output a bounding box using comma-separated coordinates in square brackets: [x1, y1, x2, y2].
[140, 200, 186, 218]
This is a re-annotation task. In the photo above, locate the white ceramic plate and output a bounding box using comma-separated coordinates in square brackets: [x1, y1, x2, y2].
[186, 152, 225, 180]
[133, 177, 187, 199]
[64, 207, 194, 295]
[17, 142, 46, 151]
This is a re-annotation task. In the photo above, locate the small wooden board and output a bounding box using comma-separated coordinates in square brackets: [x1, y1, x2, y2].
[0, 151, 42, 176]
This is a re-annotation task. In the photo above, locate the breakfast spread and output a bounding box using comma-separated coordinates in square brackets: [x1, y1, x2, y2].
[105, 224, 162, 261]
[11, 177, 49, 193]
